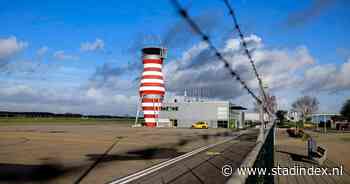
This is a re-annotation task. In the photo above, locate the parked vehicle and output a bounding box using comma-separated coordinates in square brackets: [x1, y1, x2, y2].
[191, 121, 208, 129]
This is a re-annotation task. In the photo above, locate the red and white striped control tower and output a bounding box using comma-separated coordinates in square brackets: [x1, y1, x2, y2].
[139, 47, 167, 127]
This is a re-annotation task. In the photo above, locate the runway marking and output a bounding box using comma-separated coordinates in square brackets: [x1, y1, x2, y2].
[108, 131, 245, 184]
[205, 151, 221, 156]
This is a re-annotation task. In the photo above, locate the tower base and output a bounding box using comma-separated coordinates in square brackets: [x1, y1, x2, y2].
[145, 122, 157, 127]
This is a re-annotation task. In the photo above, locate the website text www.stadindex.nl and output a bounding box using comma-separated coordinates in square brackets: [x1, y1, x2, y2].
[222, 164, 344, 177]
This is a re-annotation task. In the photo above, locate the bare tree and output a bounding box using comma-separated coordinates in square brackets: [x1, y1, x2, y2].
[253, 95, 277, 114]
[253, 101, 260, 113]
[291, 95, 319, 122]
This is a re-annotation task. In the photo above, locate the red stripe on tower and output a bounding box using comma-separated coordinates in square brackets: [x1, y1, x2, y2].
[140, 83, 164, 87]
[140, 47, 167, 127]
[143, 68, 162, 72]
[143, 59, 163, 64]
[142, 75, 163, 79]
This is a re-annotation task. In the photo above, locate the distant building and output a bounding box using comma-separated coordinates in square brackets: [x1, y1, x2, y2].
[245, 113, 260, 122]
[245, 112, 270, 122]
[310, 113, 340, 128]
[286, 111, 302, 122]
[310, 113, 339, 124]
[158, 100, 246, 128]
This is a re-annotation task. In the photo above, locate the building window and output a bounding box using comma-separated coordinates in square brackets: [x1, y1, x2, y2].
[171, 119, 178, 127]
[217, 120, 228, 128]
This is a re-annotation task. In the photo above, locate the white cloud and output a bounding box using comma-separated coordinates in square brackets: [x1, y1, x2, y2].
[303, 59, 350, 92]
[37, 46, 48, 56]
[182, 41, 208, 63]
[80, 38, 104, 52]
[53, 50, 79, 61]
[0, 36, 28, 60]
[1, 84, 35, 96]
[164, 35, 315, 100]
[2, 34, 350, 114]
[0, 83, 137, 115]
[224, 34, 262, 52]
[162, 34, 349, 112]
[289, 46, 315, 69]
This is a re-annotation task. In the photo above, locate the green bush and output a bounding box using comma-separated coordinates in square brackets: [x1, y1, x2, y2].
[302, 133, 311, 141]
[296, 120, 304, 128]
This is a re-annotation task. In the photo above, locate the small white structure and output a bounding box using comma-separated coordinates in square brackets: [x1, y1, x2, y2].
[245, 113, 259, 122]
[156, 118, 172, 128]
[245, 112, 269, 122]
[287, 111, 302, 122]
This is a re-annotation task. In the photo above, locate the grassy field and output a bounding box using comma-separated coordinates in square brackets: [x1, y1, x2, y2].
[277, 121, 297, 128]
[340, 137, 350, 142]
[0, 117, 137, 125]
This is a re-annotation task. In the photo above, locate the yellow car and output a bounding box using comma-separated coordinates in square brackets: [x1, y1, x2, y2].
[191, 121, 208, 129]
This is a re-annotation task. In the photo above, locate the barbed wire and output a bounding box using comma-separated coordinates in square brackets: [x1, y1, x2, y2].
[222, 0, 268, 104]
[170, 0, 262, 104]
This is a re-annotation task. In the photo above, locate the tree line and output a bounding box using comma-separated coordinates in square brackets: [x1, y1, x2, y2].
[0, 111, 133, 119]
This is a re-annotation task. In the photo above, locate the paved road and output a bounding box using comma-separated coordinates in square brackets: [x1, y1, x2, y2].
[108, 129, 259, 184]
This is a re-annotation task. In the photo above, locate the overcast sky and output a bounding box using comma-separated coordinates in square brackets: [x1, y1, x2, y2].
[0, 0, 349, 115]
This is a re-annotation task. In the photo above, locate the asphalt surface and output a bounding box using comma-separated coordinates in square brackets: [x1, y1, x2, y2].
[0, 124, 240, 184]
[109, 129, 259, 184]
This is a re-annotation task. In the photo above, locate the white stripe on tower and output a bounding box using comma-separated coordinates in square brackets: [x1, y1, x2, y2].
[140, 79, 164, 84]
[144, 118, 156, 122]
[143, 110, 160, 115]
[144, 63, 162, 68]
[141, 103, 162, 107]
[142, 71, 163, 76]
[143, 55, 161, 60]
[139, 86, 165, 92]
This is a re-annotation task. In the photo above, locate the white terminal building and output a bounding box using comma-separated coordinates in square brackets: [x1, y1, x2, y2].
[158, 99, 247, 128]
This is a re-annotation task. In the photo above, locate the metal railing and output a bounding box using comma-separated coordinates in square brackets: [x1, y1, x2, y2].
[227, 122, 275, 184]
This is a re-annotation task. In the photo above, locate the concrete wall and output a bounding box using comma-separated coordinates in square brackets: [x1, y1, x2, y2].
[245, 112, 269, 123]
[159, 101, 230, 128]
